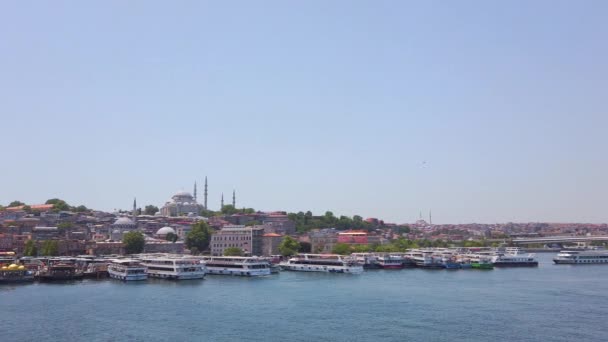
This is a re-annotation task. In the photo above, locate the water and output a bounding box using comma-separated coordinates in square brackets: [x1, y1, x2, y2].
[3, 254, 608, 342]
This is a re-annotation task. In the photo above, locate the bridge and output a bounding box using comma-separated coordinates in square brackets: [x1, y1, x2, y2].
[510, 236, 608, 245]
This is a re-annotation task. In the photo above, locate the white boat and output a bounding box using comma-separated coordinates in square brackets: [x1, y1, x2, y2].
[492, 249, 538, 267]
[107, 259, 147, 281]
[404, 250, 443, 268]
[140, 256, 206, 280]
[202, 256, 271, 276]
[279, 254, 363, 274]
[553, 250, 608, 264]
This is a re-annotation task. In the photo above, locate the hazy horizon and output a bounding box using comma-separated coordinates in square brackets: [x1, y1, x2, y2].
[1, 1, 607, 224]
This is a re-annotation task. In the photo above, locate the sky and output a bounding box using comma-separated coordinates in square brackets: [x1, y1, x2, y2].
[1, 1, 607, 224]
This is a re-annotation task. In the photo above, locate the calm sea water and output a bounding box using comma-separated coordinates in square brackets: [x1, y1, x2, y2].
[3, 253, 608, 342]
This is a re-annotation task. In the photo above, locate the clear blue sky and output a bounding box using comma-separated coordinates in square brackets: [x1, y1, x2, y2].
[1, 1, 607, 224]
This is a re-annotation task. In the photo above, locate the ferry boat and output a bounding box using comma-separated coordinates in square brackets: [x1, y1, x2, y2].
[376, 254, 404, 269]
[351, 253, 380, 269]
[280, 254, 364, 274]
[553, 250, 608, 264]
[38, 263, 84, 281]
[202, 256, 271, 276]
[405, 250, 443, 269]
[492, 249, 538, 267]
[0, 264, 34, 283]
[140, 256, 206, 280]
[107, 259, 147, 281]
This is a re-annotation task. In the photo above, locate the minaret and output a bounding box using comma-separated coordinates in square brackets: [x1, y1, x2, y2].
[132, 198, 137, 221]
[221, 193, 224, 209]
[194, 181, 197, 202]
[429, 210, 432, 225]
[232, 190, 236, 207]
[204, 176, 208, 210]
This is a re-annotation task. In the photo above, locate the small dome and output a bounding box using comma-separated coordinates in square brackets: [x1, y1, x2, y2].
[114, 217, 135, 226]
[156, 226, 176, 236]
[112, 229, 122, 234]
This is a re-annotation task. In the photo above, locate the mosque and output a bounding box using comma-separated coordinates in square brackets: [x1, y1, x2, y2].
[160, 178, 209, 217]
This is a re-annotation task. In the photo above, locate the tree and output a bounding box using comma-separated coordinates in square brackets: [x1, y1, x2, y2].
[0, 205, 4, 211]
[40, 240, 59, 256]
[45, 198, 70, 211]
[186, 221, 213, 254]
[278, 236, 300, 257]
[165, 232, 178, 243]
[220, 204, 238, 215]
[73, 205, 88, 213]
[223, 247, 244, 256]
[8, 201, 25, 207]
[22, 205, 32, 213]
[24, 240, 37, 256]
[144, 205, 159, 216]
[332, 243, 352, 255]
[123, 231, 145, 254]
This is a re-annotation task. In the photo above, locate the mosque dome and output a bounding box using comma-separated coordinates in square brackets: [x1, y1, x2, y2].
[113, 217, 135, 226]
[156, 226, 176, 236]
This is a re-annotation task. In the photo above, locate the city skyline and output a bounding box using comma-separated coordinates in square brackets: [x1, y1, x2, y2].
[1, 1, 607, 223]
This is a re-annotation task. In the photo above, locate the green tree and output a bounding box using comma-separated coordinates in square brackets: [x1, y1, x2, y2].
[22, 205, 32, 213]
[45, 198, 70, 211]
[223, 247, 244, 256]
[40, 240, 59, 256]
[123, 231, 145, 254]
[0, 205, 4, 211]
[186, 221, 213, 254]
[24, 240, 37, 256]
[352, 244, 371, 253]
[278, 236, 300, 257]
[332, 243, 352, 255]
[220, 204, 238, 215]
[8, 201, 25, 207]
[73, 205, 88, 213]
[165, 232, 178, 243]
[144, 205, 159, 215]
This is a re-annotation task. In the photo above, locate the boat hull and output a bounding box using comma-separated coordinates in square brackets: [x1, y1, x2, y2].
[494, 262, 538, 267]
[206, 268, 271, 276]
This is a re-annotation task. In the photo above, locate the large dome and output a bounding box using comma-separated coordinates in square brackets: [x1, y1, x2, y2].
[114, 217, 135, 226]
[156, 226, 176, 236]
[173, 191, 193, 198]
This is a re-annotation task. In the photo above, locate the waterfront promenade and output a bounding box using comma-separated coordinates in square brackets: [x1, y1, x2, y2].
[3, 254, 608, 342]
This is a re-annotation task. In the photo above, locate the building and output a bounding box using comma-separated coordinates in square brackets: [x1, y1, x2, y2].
[210, 225, 264, 256]
[310, 228, 338, 254]
[160, 190, 204, 217]
[261, 233, 283, 256]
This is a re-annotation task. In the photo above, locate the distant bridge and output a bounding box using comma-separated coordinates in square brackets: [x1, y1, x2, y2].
[511, 236, 608, 245]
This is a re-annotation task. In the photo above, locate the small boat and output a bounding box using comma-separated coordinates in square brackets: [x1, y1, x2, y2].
[376, 254, 405, 269]
[0, 264, 35, 283]
[471, 262, 494, 270]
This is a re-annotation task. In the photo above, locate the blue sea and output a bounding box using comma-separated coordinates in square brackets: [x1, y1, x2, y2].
[3, 254, 608, 342]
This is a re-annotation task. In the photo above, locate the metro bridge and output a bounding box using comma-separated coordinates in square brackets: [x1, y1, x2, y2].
[510, 236, 608, 245]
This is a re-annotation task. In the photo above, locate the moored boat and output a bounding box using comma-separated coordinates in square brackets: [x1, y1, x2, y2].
[38, 263, 84, 281]
[108, 259, 147, 281]
[280, 254, 363, 274]
[140, 256, 206, 280]
[203, 256, 271, 276]
[0, 264, 34, 283]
